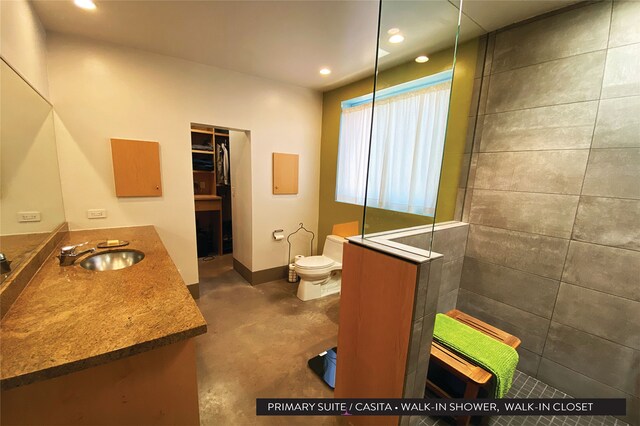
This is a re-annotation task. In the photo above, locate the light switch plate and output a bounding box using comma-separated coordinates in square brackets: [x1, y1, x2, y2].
[17, 211, 41, 222]
[87, 209, 107, 219]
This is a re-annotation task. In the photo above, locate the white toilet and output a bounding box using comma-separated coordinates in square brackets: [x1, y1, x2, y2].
[295, 235, 346, 301]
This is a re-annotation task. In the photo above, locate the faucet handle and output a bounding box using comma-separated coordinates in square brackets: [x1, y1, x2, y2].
[61, 242, 89, 254]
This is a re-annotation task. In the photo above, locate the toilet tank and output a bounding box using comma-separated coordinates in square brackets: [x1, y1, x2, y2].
[322, 235, 346, 263]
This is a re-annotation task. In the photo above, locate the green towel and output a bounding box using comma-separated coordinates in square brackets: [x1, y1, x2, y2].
[433, 313, 519, 398]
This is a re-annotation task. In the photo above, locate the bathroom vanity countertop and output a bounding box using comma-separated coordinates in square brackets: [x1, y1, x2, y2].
[0, 226, 207, 390]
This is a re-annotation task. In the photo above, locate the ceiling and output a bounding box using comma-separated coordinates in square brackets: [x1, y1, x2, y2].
[32, 0, 579, 91]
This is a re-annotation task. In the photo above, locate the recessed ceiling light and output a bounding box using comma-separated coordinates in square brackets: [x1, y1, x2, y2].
[389, 34, 405, 44]
[387, 28, 400, 35]
[74, 0, 96, 10]
[415, 55, 429, 63]
[319, 68, 331, 75]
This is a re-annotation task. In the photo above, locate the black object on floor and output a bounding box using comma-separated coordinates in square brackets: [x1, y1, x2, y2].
[308, 347, 338, 390]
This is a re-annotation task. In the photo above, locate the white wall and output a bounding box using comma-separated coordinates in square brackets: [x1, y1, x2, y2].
[46, 34, 322, 285]
[229, 131, 253, 270]
[0, 0, 49, 98]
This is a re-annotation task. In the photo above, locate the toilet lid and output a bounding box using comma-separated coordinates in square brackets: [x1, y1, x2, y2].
[296, 256, 334, 269]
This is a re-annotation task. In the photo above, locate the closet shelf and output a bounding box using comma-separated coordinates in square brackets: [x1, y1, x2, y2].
[191, 129, 230, 137]
[192, 149, 215, 155]
[194, 194, 222, 201]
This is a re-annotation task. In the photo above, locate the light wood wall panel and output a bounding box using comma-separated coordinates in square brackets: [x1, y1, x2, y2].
[111, 138, 162, 197]
[272, 153, 298, 195]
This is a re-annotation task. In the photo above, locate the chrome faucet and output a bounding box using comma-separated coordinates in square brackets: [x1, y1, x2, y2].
[57, 242, 96, 266]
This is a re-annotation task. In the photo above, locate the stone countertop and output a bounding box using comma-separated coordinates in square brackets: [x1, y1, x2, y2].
[0, 226, 207, 390]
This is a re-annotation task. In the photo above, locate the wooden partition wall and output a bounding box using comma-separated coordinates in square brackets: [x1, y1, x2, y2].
[335, 241, 442, 426]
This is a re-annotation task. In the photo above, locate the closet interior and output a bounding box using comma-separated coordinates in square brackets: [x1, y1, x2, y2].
[191, 125, 233, 257]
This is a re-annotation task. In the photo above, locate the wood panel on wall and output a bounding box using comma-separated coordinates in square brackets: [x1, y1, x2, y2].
[272, 152, 299, 195]
[111, 138, 162, 197]
[335, 242, 418, 426]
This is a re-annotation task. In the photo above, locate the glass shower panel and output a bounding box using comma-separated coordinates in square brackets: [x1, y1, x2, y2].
[361, 0, 463, 256]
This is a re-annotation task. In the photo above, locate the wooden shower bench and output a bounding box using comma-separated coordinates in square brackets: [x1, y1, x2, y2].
[426, 309, 521, 425]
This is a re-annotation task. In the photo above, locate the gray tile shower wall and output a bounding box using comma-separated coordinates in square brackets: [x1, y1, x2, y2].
[390, 222, 469, 314]
[459, 2, 640, 424]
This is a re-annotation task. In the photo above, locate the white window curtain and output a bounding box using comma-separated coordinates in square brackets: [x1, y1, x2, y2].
[335, 80, 451, 216]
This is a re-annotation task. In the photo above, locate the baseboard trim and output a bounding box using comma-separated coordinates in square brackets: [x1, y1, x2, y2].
[252, 265, 288, 285]
[187, 283, 199, 299]
[232, 258, 252, 284]
[232, 259, 288, 285]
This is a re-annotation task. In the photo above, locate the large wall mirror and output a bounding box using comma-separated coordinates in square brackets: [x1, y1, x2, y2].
[0, 58, 66, 283]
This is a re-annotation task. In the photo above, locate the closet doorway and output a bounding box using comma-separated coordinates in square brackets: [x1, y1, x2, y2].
[190, 124, 252, 284]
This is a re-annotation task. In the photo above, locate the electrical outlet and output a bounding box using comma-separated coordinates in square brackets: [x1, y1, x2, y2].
[87, 209, 107, 219]
[17, 211, 41, 222]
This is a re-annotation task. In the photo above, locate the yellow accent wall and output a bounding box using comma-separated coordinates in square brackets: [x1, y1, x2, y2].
[318, 38, 479, 248]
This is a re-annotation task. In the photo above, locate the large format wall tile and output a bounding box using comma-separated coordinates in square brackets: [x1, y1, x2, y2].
[582, 148, 640, 199]
[461, 188, 473, 223]
[414, 262, 432, 321]
[486, 51, 606, 113]
[436, 289, 457, 314]
[543, 322, 639, 395]
[562, 240, 640, 301]
[460, 258, 559, 318]
[466, 224, 568, 279]
[468, 77, 482, 118]
[469, 190, 579, 238]
[602, 43, 640, 99]
[474, 150, 589, 194]
[406, 318, 423, 383]
[466, 154, 478, 188]
[457, 289, 550, 353]
[593, 96, 640, 148]
[537, 359, 639, 426]
[392, 234, 429, 251]
[440, 258, 464, 296]
[485, 33, 495, 77]
[474, 35, 487, 79]
[573, 196, 640, 251]
[464, 115, 477, 154]
[553, 283, 640, 349]
[432, 225, 468, 261]
[458, 154, 471, 188]
[453, 188, 464, 221]
[460, 1, 640, 402]
[479, 102, 597, 152]
[425, 258, 442, 317]
[537, 358, 623, 399]
[516, 347, 541, 377]
[609, 0, 640, 48]
[492, 2, 610, 73]
[477, 74, 489, 116]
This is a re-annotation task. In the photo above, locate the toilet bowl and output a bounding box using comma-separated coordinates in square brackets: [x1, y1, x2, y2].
[295, 235, 346, 301]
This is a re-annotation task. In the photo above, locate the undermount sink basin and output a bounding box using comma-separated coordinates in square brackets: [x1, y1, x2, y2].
[80, 249, 145, 271]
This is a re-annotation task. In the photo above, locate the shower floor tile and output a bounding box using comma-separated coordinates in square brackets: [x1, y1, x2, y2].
[418, 370, 628, 426]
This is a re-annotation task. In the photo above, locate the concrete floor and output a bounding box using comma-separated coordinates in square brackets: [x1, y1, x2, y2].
[195, 255, 342, 425]
[192, 255, 628, 426]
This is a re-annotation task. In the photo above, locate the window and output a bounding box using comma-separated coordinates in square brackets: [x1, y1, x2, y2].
[335, 70, 452, 216]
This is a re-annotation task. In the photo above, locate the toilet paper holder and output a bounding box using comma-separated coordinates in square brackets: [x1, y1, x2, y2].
[273, 229, 284, 241]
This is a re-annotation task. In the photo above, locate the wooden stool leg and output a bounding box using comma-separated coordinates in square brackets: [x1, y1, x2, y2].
[455, 382, 480, 426]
